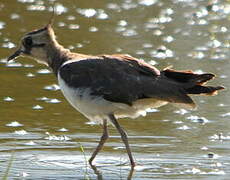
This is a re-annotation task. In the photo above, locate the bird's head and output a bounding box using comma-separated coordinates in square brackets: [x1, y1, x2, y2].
[7, 23, 58, 65]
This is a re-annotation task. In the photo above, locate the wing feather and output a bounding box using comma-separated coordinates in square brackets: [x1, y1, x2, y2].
[59, 55, 160, 105]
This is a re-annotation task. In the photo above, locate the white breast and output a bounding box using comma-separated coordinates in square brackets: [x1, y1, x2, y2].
[57, 73, 168, 124]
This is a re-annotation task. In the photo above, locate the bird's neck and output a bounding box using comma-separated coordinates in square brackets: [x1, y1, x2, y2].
[46, 42, 70, 76]
[41, 39, 95, 76]
[45, 40, 83, 76]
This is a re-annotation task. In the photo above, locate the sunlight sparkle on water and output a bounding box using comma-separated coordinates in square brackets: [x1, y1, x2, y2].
[6, 121, 23, 127]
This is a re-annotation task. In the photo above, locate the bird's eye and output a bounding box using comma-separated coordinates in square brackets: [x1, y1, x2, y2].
[23, 36, 33, 46]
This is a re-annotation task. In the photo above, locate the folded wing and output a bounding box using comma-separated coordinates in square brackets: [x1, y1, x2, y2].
[59, 55, 224, 109]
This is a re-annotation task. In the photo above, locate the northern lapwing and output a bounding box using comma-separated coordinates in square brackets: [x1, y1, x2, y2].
[7, 22, 224, 168]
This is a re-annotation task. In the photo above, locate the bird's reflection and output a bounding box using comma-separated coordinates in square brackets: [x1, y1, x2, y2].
[90, 164, 135, 180]
[90, 164, 103, 180]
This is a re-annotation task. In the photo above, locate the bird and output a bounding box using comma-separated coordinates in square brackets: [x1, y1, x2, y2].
[7, 22, 224, 168]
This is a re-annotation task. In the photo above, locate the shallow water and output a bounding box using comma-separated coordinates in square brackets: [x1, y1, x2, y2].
[0, 0, 230, 179]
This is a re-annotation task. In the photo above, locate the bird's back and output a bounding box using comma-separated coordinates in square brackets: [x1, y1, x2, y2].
[57, 54, 224, 123]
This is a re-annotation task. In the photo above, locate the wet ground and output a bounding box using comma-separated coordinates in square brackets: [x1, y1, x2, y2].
[0, 0, 230, 179]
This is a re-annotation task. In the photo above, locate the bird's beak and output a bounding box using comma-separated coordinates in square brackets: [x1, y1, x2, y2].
[7, 47, 23, 62]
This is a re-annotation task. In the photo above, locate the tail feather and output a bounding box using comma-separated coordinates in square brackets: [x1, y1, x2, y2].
[186, 85, 224, 95]
[163, 69, 214, 84]
[162, 68, 224, 96]
[190, 74, 214, 85]
[159, 68, 224, 109]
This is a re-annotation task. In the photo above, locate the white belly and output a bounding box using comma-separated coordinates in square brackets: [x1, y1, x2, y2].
[58, 73, 168, 124]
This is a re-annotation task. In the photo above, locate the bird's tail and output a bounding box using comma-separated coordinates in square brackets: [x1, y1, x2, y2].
[162, 68, 224, 95]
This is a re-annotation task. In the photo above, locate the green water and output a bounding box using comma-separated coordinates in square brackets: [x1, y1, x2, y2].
[0, 0, 230, 179]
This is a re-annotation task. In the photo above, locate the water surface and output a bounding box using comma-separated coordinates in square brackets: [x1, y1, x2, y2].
[0, 0, 230, 179]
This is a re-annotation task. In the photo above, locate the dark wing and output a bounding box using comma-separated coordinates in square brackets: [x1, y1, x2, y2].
[59, 55, 161, 105]
[59, 54, 224, 108]
[103, 54, 160, 76]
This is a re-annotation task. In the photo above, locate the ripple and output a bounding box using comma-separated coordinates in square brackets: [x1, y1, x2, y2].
[6, 121, 23, 127]
[210, 25, 228, 33]
[37, 68, 51, 74]
[209, 133, 230, 141]
[0, 150, 227, 179]
[122, 29, 138, 37]
[142, 43, 153, 48]
[0, 21, 5, 29]
[27, 5, 46, 11]
[2, 42, 15, 49]
[96, 9, 109, 20]
[51, 3, 67, 15]
[89, 26, 98, 32]
[66, 15, 75, 21]
[187, 115, 209, 124]
[174, 109, 189, 115]
[32, 105, 43, 110]
[135, 50, 145, 55]
[206, 152, 220, 159]
[162, 35, 174, 43]
[14, 130, 28, 135]
[45, 132, 71, 141]
[107, 3, 121, 11]
[69, 24, 80, 30]
[57, 22, 66, 27]
[177, 125, 191, 130]
[210, 39, 222, 48]
[183, 166, 224, 175]
[210, 53, 226, 61]
[6, 61, 23, 67]
[3, 96, 15, 102]
[75, 43, 83, 48]
[17, 0, 35, 3]
[150, 45, 174, 59]
[153, 29, 163, 36]
[184, 167, 202, 174]
[36, 96, 49, 101]
[10, 13, 20, 19]
[45, 98, 61, 104]
[121, 2, 138, 10]
[138, 0, 157, 6]
[118, 20, 127, 26]
[26, 73, 35, 77]
[43, 84, 60, 91]
[77, 8, 97, 18]
[24, 64, 34, 68]
[201, 146, 208, 150]
[24, 141, 37, 146]
[221, 112, 230, 117]
[57, 128, 68, 132]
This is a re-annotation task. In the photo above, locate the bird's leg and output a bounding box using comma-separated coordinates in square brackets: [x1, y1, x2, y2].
[89, 119, 109, 166]
[109, 114, 136, 168]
